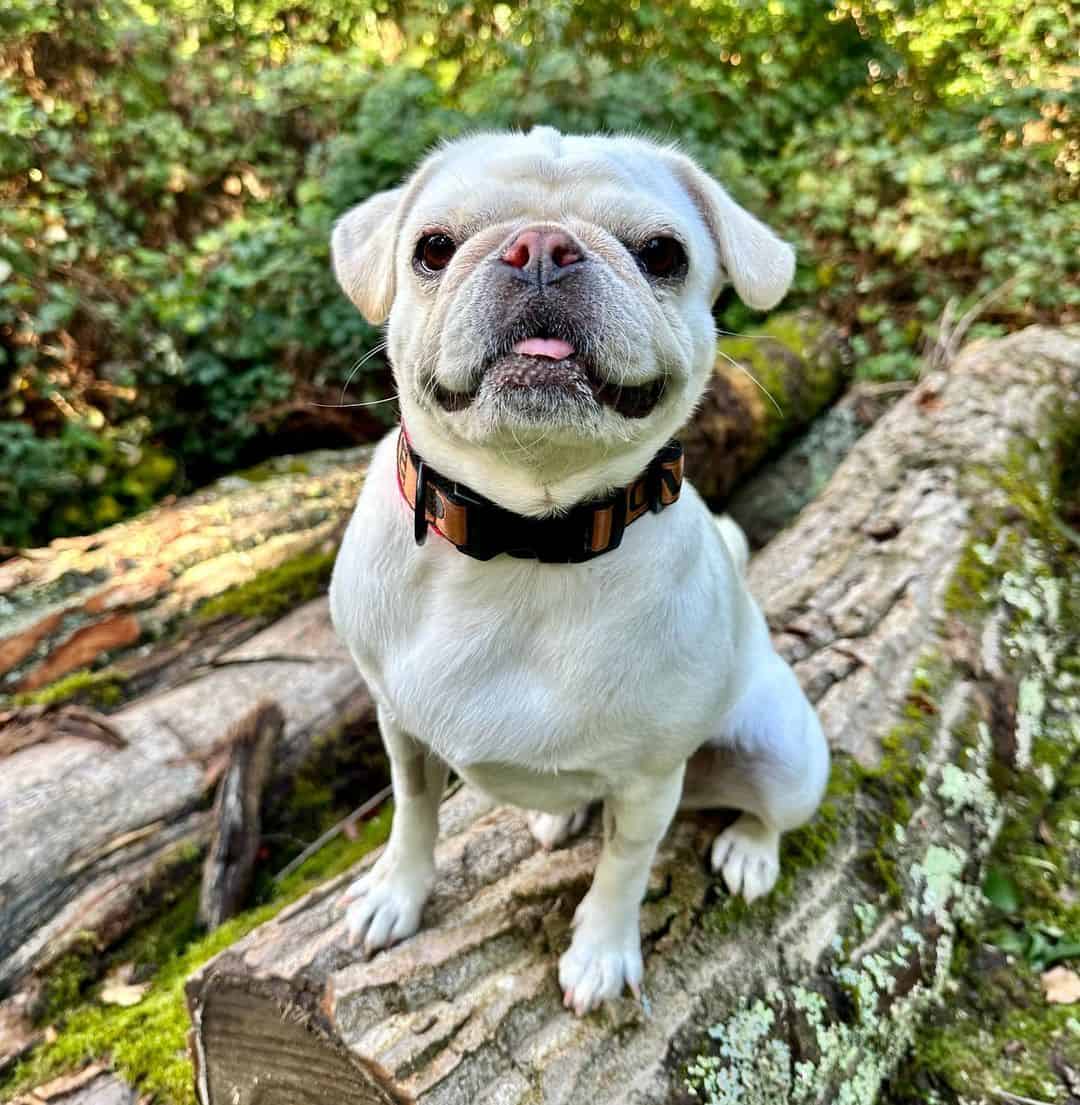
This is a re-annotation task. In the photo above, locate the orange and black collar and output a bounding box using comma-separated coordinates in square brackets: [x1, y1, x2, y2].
[395, 430, 683, 563]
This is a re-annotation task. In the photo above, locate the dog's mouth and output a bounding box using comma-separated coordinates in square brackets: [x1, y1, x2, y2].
[434, 336, 666, 420]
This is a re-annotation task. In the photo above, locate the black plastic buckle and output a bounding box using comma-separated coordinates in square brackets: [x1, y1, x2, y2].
[413, 460, 429, 546]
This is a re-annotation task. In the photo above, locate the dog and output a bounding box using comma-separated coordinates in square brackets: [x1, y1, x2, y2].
[328, 126, 829, 1016]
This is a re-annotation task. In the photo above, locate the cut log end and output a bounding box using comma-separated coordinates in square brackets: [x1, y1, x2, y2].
[191, 984, 399, 1105]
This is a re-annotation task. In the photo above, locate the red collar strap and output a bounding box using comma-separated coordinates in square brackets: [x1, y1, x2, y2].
[395, 430, 684, 564]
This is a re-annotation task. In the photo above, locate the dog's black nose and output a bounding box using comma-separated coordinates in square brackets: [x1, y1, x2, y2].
[500, 227, 585, 286]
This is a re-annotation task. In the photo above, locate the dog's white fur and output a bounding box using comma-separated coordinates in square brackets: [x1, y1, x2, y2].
[329, 127, 829, 1015]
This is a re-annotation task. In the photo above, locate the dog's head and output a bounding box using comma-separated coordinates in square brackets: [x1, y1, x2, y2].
[332, 127, 793, 510]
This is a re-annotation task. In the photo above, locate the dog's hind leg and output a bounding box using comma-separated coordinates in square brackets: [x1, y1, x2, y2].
[340, 705, 449, 955]
[684, 650, 829, 903]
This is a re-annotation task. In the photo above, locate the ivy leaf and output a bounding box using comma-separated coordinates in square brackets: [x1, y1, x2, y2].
[983, 868, 1021, 914]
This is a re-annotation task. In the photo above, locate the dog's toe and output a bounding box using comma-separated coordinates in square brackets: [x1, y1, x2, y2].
[527, 807, 589, 851]
[341, 858, 432, 956]
[710, 814, 780, 904]
[558, 917, 643, 1016]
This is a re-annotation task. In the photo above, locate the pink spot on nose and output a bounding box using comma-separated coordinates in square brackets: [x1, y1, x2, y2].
[501, 229, 582, 270]
[512, 338, 575, 360]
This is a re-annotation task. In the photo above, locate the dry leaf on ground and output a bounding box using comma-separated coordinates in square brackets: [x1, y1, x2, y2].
[1041, 965, 1080, 1004]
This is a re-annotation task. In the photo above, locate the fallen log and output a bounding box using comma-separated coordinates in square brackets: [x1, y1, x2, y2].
[185, 326, 1079, 1105]
[199, 701, 284, 930]
[0, 312, 846, 704]
[0, 598, 377, 1066]
[725, 379, 909, 549]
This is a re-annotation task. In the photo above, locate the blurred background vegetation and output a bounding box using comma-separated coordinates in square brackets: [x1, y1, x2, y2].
[1, 0, 1077, 548]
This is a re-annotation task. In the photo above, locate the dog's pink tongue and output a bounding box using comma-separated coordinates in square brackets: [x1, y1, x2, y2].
[513, 337, 574, 360]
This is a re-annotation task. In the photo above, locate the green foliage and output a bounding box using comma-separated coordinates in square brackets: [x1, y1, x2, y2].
[2, 0, 1076, 546]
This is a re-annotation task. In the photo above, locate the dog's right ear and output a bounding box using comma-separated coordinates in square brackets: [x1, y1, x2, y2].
[331, 187, 404, 325]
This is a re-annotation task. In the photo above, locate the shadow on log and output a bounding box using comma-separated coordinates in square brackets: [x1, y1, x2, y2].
[184, 326, 1079, 1104]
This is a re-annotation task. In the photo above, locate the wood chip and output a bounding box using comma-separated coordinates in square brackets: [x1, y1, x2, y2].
[31, 1064, 105, 1100]
[100, 963, 149, 1007]
[1041, 965, 1080, 1004]
[99, 981, 149, 1008]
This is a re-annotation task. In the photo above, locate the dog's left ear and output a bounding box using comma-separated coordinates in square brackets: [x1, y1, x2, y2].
[668, 155, 795, 311]
[331, 187, 404, 325]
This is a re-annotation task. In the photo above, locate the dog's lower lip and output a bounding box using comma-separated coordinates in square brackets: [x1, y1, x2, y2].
[434, 353, 666, 418]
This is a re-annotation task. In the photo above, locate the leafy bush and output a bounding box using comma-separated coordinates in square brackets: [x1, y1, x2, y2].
[1, 0, 1076, 546]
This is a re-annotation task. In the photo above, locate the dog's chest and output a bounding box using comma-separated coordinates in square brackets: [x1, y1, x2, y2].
[336, 532, 737, 790]
[375, 566, 694, 774]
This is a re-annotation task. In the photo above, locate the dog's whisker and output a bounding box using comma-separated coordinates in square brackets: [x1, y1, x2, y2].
[309, 394, 400, 410]
[715, 349, 784, 417]
[338, 341, 390, 406]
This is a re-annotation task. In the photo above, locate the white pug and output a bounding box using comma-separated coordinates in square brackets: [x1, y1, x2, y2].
[328, 127, 829, 1015]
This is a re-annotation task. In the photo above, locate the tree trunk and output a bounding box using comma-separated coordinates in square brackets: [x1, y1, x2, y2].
[184, 326, 1079, 1105]
[0, 313, 846, 706]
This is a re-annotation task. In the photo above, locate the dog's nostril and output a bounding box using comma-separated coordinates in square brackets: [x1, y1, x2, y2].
[551, 241, 581, 268]
[501, 230, 540, 270]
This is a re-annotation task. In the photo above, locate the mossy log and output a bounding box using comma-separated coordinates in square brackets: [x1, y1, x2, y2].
[0, 598, 377, 1069]
[183, 326, 1079, 1105]
[0, 312, 846, 706]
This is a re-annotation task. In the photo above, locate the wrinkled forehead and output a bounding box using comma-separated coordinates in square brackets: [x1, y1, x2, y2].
[405, 133, 704, 243]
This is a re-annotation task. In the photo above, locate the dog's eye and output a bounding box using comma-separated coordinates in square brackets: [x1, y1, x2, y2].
[636, 237, 687, 279]
[415, 233, 457, 274]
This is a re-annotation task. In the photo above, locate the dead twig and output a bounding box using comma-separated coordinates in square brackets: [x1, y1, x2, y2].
[273, 783, 393, 883]
[922, 276, 1019, 374]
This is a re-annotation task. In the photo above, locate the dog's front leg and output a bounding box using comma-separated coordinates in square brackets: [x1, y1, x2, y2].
[340, 705, 448, 956]
[559, 765, 684, 1015]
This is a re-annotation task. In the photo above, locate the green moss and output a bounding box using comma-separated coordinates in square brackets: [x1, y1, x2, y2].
[195, 548, 335, 622]
[886, 759, 1080, 1103]
[716, 312, 843, 454]
[0, 808, 392, 1105]
[35, 935, 100, 1026]
[234, 457, 313, 484]
[11, 667, 128, 709]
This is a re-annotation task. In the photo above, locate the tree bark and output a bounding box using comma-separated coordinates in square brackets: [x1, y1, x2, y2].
[0, 313, 846, 704]
[184, 326, 1079, 1105]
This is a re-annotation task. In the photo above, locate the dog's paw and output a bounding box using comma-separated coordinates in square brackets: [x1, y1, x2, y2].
[527, 807, 589, 851]
[339, 855, 433, 957]
[710, 814, 780, 903]
[558, 896, 643, 1016]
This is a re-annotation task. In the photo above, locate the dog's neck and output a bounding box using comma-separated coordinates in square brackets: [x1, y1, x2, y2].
[399, 403, 672, 518]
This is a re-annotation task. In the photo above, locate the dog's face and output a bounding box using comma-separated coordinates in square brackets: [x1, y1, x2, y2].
[332, 128, 794, 493]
